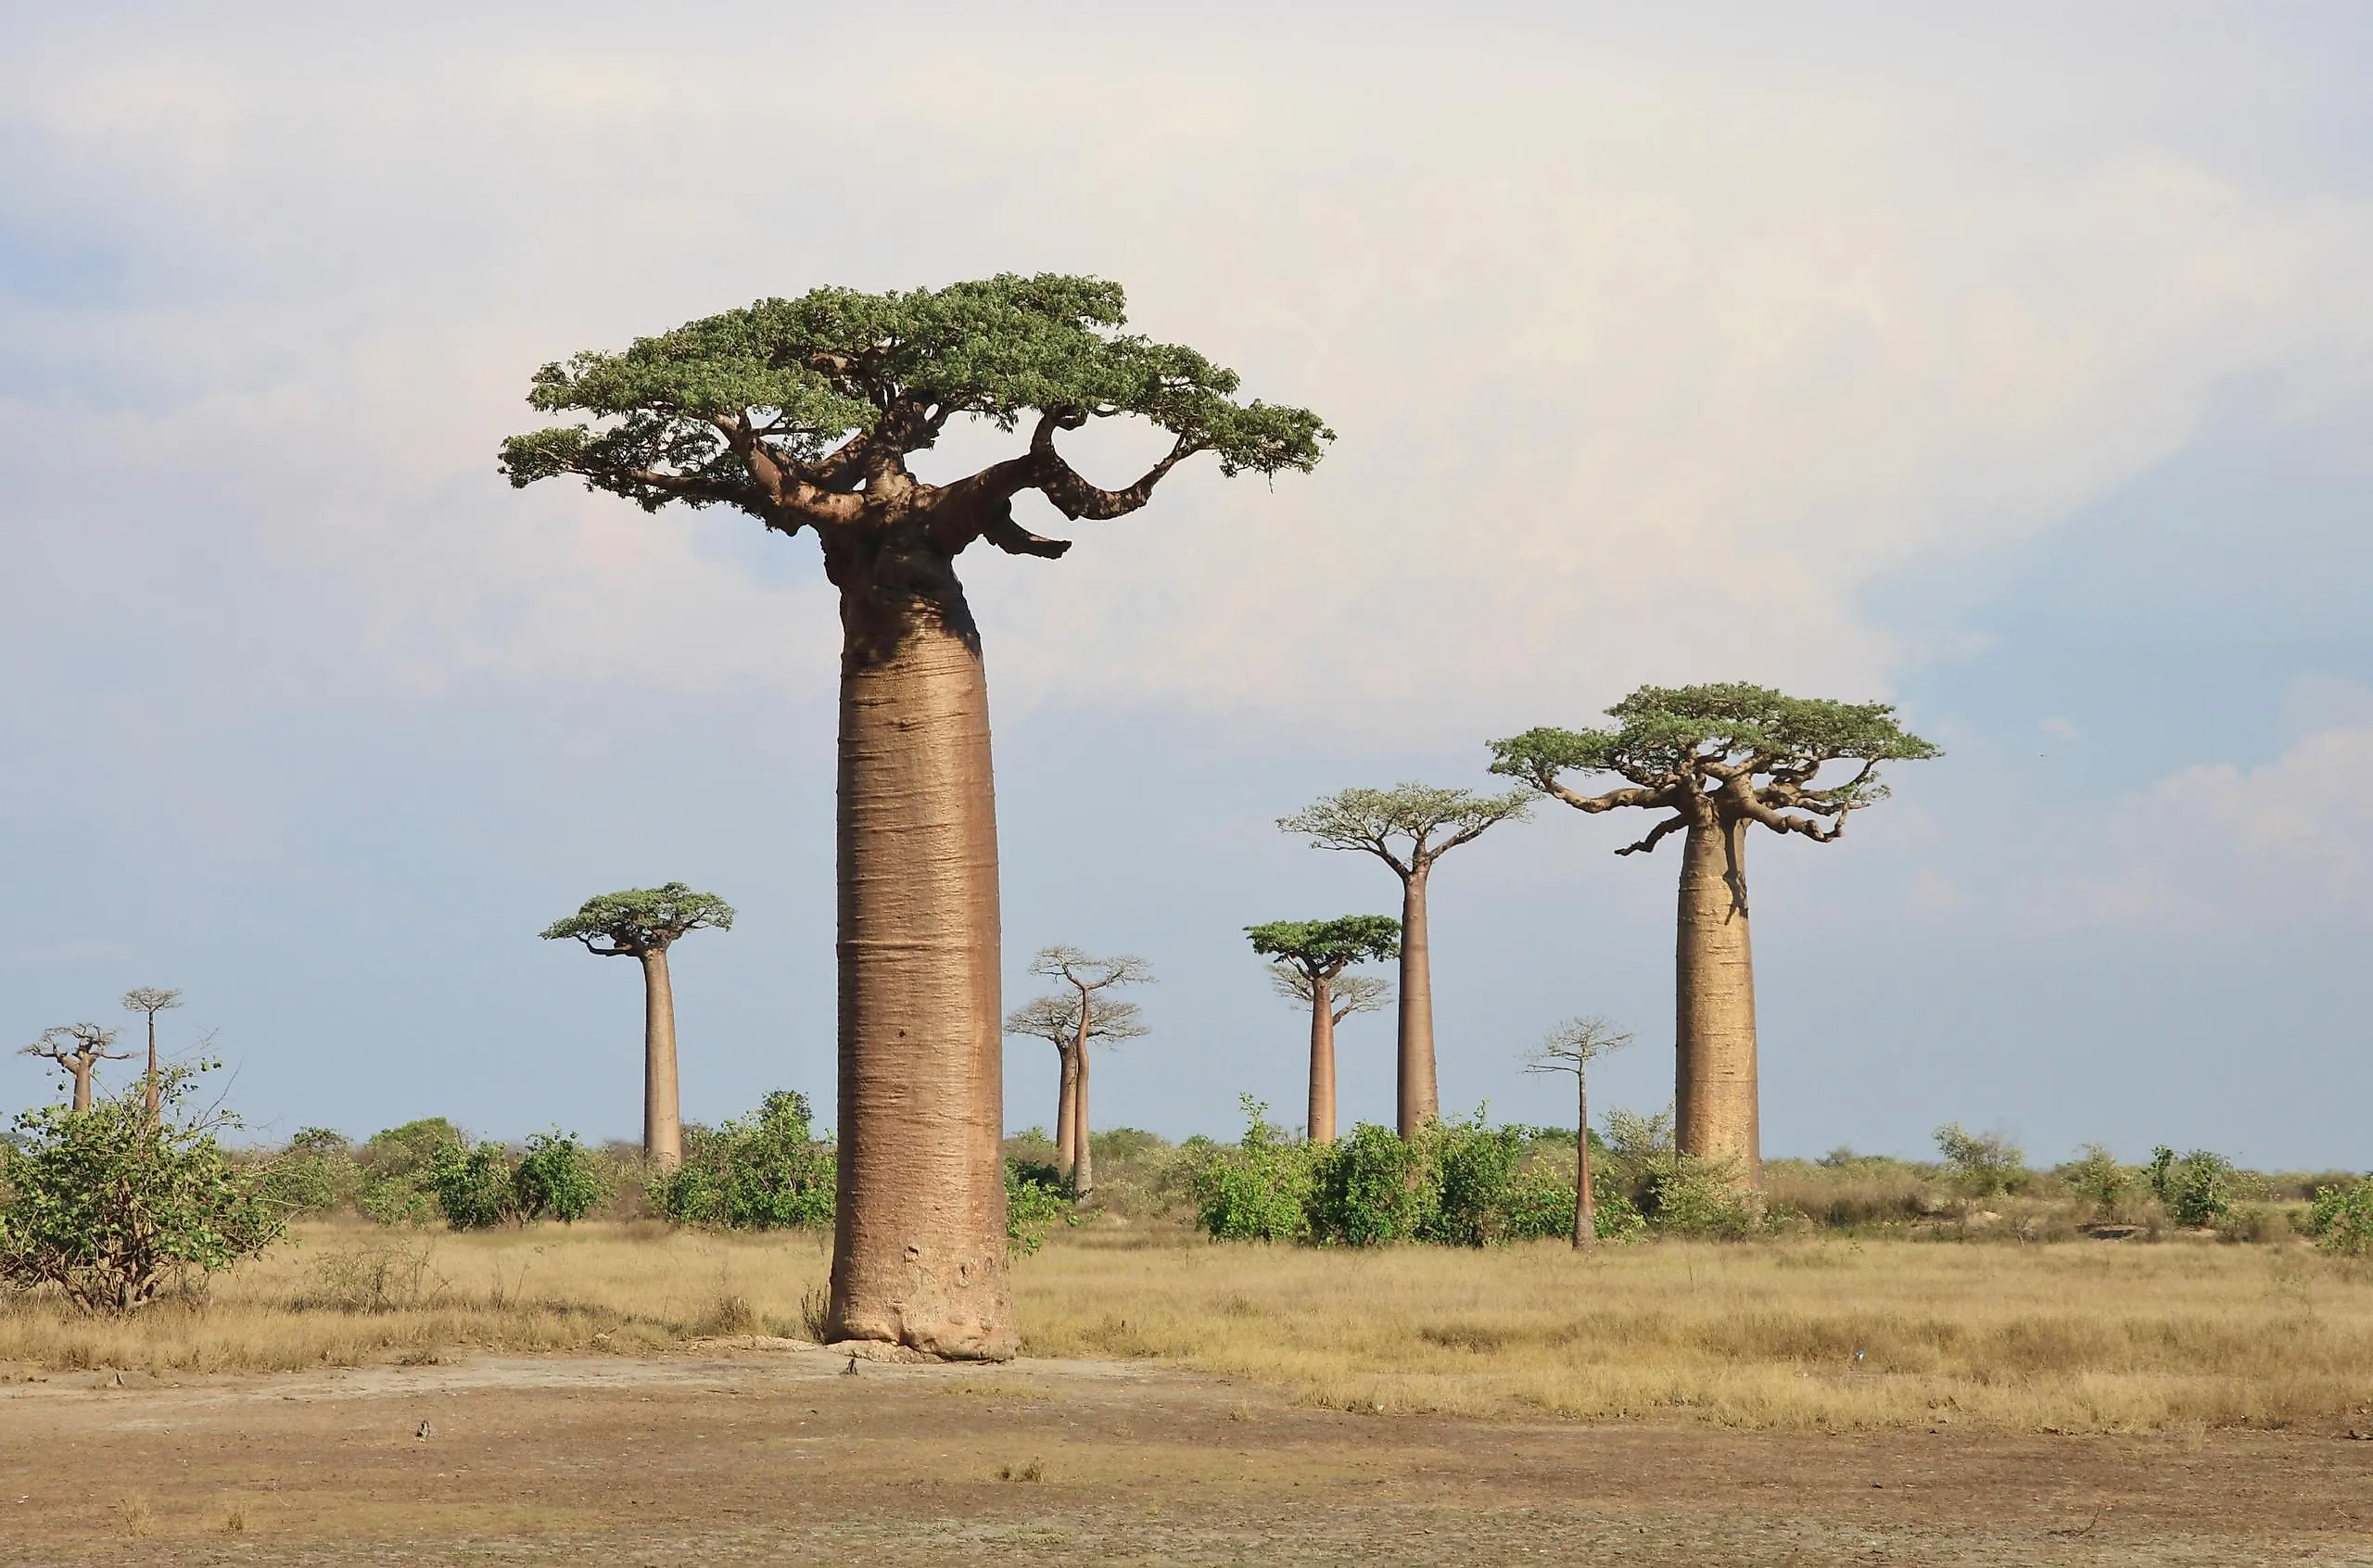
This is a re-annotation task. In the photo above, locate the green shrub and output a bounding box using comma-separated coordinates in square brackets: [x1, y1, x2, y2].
[2149, 1145, 2233, 1229]
[1306, 1122, 1431, 1246]
[358, 1118, 463, 1226]
[1419, 1117, 1533, 1246]
[1934, 1123, 2026, 1197]
[1192, 1098, 1310, 1243]
[513, 1131, 610, 1222]
[1005, 1159, 1074, 1257]
[1649, 1154, 1758, 1238]
[266, 1129, 362, 1215]
[428, 1141, 520, 1230]
[2061, 1143, 2128, 1216]
[0, 1063, 286, 1313]
[1496, 1151, 1643, 1243]
[649, 1091, 834, 1230]
[2306, 1180, 2373, 1257]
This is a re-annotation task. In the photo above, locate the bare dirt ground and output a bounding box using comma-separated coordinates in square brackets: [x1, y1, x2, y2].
[5, 1344, 2370, 1566]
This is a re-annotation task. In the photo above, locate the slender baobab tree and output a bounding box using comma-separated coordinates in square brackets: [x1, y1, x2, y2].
[1003, 988, 1147, 1193]
[1279, 785, 1529, 1136]
[539, 882, 735, 1172]
[502, 276, 1325, 1359]
[1024, 947, 1152, 1198]
[121, 987, 183, 1124]
[1524, 1017, 1633, 1249]
[1491, 684, 1936, 1187]
[1244, 916, 1400, 1144]
[20, 1024, 132, 1111]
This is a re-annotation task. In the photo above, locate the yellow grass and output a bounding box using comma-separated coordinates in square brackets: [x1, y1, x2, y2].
[6, 1220, 2371, 1435]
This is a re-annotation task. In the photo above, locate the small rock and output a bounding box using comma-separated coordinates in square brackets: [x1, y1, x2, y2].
[415, 1421, 436, 1439]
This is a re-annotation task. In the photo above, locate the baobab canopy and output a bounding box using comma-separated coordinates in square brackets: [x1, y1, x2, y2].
[539, 883, 735, 957]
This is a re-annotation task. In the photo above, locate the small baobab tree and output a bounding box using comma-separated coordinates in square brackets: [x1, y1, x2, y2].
[1523, 1017, 1633, 1249]
[20, 1024, 132, 1112]
[1279, 785, 1530, 1136]
[121, 987, 184, 1124]
[539, 882, 735, 1171]
[501, 275, 1325, 1359]
[1003, 988, 1147, 1195]
[1491, 684, 1937, 1187]
[1244, 916, 1400, 1144]
[1022, 948, 1152, 1198]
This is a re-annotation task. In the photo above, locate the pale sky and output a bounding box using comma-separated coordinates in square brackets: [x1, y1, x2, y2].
[5, 3, 2370, 1169]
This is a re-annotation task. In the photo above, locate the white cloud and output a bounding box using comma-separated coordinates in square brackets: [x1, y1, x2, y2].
[6, 8, 2371, 746]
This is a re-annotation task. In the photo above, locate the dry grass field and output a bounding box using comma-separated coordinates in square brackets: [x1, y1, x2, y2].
[7, 1220, 2372, 1437]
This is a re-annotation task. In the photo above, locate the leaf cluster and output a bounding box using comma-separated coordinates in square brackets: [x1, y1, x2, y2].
[649, 1091, 834, 1232]
[539, 882, 735, 956]
[1278, 783, 1531, 875]
[1244, 915, 1402, 979]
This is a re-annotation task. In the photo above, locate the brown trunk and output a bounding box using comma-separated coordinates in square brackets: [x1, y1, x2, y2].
[1054, 1044, 1081, 1185]
[1395, 868, 1438, 1137]
[1072, 1043, 1095, 1199]
[826, 589, 1014, 1360]
[641, 947, 683, 1170]
[1574, 1070, 1593, 1250]
[70, 1061, 94, 1113]
[1675, 816, 1759, 1187]
[143, 1017, 159, 1126]
[1308, 973, 1337, 1144]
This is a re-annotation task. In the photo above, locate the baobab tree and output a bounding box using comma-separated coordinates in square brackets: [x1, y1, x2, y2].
[20, 1024, 131, 1111]
[1523, 1017, 1633, 1249]
[1279, 785, 1530, 1136]
[1490, 684, 1937, 1187]
[121, 987, 183, 1124]
[539, 882, 735, 1172]
[1003, 988, 1147, 1195]
[501, 276, 1325, 1358]
[1244, 915, 1401, 1144]
[1024, 947, 1153, 1198]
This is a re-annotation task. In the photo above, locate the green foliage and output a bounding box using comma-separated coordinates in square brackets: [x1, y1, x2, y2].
[0, 1063, 286, 1313]
[500, 273, 1330, 513]
[428, 1141, 523, 1231]
[1649, 1156, 1759, 1238]
[2306, 1180, 2373, 1257]
[2149, 1145, 2234, 1229]
[354, 1118, 462, 1226]
[1278, 784, 1531, 869]
[1244, 916, 1402, 978]
[1306, 1122, 1434, 1246]
[266, 1130, 362, 1216]
[1005, 1160, 1076, 1258]
[1192, 1098, 1312, 1243]
[650, 1091, 834, 1231]
[2061, 1144, 2129, 1215]
[540, 882, 734, 955]
[1934, 1123, 2027, 1197]
[513, 1131, 610, 1223]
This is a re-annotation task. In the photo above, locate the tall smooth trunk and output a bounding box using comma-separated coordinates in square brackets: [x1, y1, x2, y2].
[641, 947, 683, 1170]
[144, 1018, 159, 1125]
[1054, 1045, 1080, 1184]
[1395, 869, 1438, 1137]
[827, 612, 1014, 1359]
[1574, 1071, 1593, 1249]
[70, 1063, 93, 1113]
[1675, 818, 1760, 1187]
[1308, 974, 1337, 1144]
[1072, 1043, 1095, 1198]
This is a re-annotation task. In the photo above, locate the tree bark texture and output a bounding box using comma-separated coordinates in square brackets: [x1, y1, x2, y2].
[1054, 1044, 1081, 1186]
[640, 947, 683, 1170]
[827, 602, 1015, 1360]
[1574, 1071, 1594, 1250]
[1395, 869, 1438, 1137]
[143, 1019, 159, 1125]
[1072, 1042, 1095, 1199]
[70, 1062, 94, 1113]
[1307, 974, 1338, 1145]
[1675, 819, 1760, 1187]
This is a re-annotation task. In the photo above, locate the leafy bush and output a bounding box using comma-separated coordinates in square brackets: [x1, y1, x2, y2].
[2306, 1180, 2373, 1257]
[649, 1091, 834, 1230]
[2061, 1144, 2128, 1216]
[1005, 1160, 1074, 1257]
[1934, 1123, 2026, 1197]
[1649, 1155, 1758, 1238]
[1306, 1121, 1433, 1246]
[428, 1142, 521, 1230]
[358, 1118, 463, 1225]
[1495, 1149, 1643, 1243]
[266, 1129, 362, 1215]
[2149, 1145, 2233, 1229]
[1420, 1117, 1532, 1246]
[0, 1063, 286, 1313]
[1192, 1098, 1310, 1243]
[513, 1131, 610, 1222]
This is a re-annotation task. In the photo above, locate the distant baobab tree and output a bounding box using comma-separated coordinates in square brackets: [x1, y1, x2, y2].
[1244, 916, 1400, 1144]
[501, 275, 1326, 1359]
[20, 1024, 131, 1111]
[121, 987, 183, 1124]
[1524, 1017, 1632, 1249]
[1020, 948, 1152, 1198]
[539, 882, 735, 1171]
[1004, 985, 1148, 1195]
[1279, 786, 1529, 1136]
[1491, 684, 1936, 1187]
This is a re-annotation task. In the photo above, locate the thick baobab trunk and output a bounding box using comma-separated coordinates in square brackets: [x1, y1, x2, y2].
[1308, 974, 1338, 1144]
[1072, 1043, 1095, 1199]
[1054, 1044, 1081, 1185]
[1674, 818, 1759, 1187]
[1395, 869, 1438, 1137]
[70, 1062, 94, 1113]
[828, 598, 1015, 1360]
[143, 1020, 159, 1125]
[640, 947, 683, 1170]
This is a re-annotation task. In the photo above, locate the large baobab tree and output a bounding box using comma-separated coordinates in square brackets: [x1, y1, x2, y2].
[20, 1024, 131, 1111]
[1023, 947, 1152, 1198]
[539, 882, 735, 1172]
[1523, 1016, 1632, 1249]
[501, 276, 1326, 1358]
[1279, 786, 1530, 1136]
[1491, 684, 1937, 1187]
[1244, 916, 1401, 1144]
[121, 987, 183, 1124]
[1003, 988, 1147, 1194]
